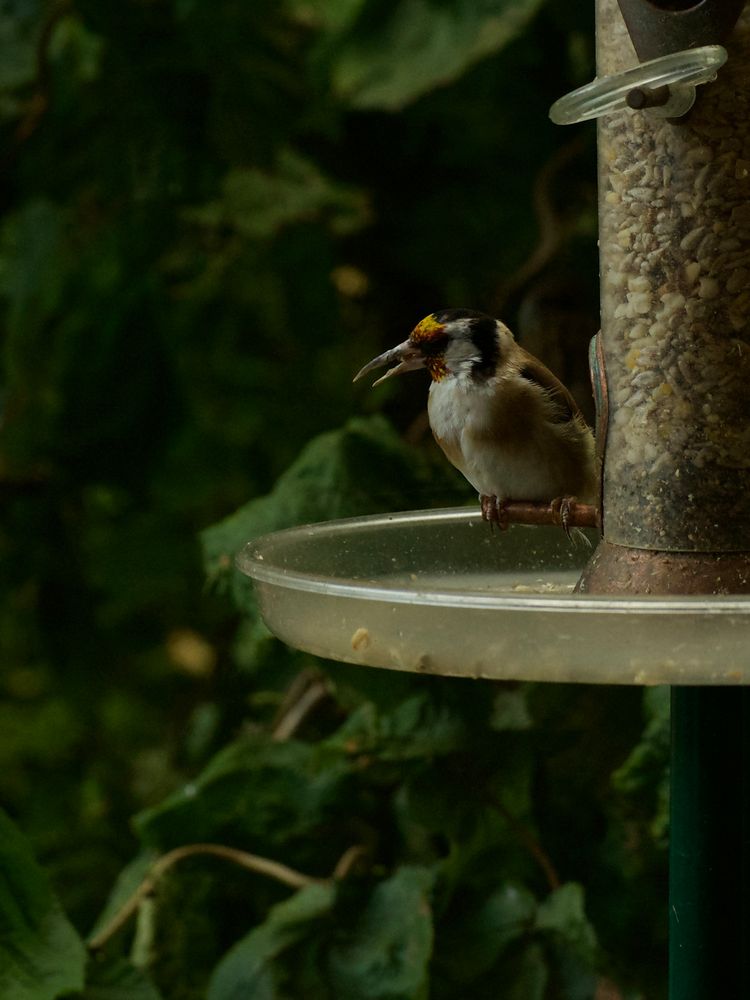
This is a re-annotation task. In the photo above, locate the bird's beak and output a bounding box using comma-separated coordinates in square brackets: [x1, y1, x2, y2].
[353, 340, 424, 387]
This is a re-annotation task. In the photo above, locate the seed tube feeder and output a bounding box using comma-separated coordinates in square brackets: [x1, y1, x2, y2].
[574, 0, 750, 595]
[237, 1, 750, 995]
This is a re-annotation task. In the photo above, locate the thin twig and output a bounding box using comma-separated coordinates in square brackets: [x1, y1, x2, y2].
[87, 842, 334, 953]
[332, 844, 368, 881]
[595, 978, 626, 1000]
[491, 797, 561, 893]
[12, 0, 73, 147]
[88, 883, 153, 954]
[272, 677, 331, 741]
[493, 134, 589, 313]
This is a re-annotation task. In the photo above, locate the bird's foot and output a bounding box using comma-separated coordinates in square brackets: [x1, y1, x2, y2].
[550, 496, 575, 540]
[480, 495, 509, 531]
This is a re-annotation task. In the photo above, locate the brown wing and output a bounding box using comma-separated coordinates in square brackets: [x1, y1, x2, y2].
[514, 347, 585, 425]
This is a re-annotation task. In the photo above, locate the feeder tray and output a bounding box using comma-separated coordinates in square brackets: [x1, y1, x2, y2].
[237, 507, 750, 686]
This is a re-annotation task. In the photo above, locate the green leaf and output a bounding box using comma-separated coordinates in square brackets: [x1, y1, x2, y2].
[133, 733, 350, 853]
[501, 942, 548, 1000]
[0, 199, 67, 345]
[612, 687, 670, 796]
[325, 693, 468, 761]
[490, 688, 533, 732]
[0, 698, 86, 774]
[0, 808, 87, 1000]
[331, 0, 545, 110]
[535, 883, 597, 965]
[288, 0, 365, 34]
[0, 7, 39, 93]
[396, 769, 506, 887]
[612, 686, 670, 845]
[440, 882, 537, 981]
[183, 150, 368, 240]
[87, 851, 158, 945]
[207, 882, 335, 1000]
[327, 866, 435, 999]
[201, 415, 469, 611]
[81, 957, 163, 1000]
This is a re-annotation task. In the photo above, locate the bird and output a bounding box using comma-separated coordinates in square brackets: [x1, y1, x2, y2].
[353, 308, 597, 529]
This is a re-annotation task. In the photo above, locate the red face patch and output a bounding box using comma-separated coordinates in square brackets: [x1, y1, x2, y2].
[425, 357, 449, 381]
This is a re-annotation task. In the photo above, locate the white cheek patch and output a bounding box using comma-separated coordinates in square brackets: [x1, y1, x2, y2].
[444, 338, 480, 375]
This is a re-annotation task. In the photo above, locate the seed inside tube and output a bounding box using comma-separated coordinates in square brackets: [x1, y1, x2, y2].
[597, 0, 750, 549]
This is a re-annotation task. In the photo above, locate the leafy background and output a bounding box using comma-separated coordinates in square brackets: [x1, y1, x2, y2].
[0, 1, 669, 997]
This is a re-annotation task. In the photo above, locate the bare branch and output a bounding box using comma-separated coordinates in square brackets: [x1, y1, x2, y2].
[490, 796, 561, 893]
[87, 841, 335, 953]
[271, 671, 331, 743]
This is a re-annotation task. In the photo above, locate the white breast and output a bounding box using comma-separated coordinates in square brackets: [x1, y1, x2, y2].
[427, 375, 595, 502]
[427, 377, 499, 494]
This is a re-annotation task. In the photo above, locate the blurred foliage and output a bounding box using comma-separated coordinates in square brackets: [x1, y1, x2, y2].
[0, 0, 668, 997]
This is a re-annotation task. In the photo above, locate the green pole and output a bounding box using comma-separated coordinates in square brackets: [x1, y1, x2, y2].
[669, 687, 750, 999]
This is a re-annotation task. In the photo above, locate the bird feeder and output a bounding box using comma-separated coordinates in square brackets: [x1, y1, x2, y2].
[554, 0, 750, 594]
[556, 3, 750, 994]
[238, 2, 750, 995]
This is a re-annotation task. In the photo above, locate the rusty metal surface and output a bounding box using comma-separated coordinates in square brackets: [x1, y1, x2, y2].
[576, 540, 750, 594]
[495, 500, 599, 530]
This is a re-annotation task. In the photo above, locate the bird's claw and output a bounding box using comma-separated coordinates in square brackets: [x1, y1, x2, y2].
[480, 495, 509, 531]
[550, 496, 574, 540]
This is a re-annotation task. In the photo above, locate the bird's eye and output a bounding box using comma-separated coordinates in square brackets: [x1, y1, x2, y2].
[418, 335, 449, 357]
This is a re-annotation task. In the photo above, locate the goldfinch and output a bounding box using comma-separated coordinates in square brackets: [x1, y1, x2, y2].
[354, 309, 596, 525]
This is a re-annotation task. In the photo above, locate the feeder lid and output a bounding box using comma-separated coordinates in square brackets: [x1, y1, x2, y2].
[617, 0, 745, 63]
[237, 508, 750, 686]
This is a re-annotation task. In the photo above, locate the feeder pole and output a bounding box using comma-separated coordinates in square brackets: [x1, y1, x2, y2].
[669, 687, 750, 998]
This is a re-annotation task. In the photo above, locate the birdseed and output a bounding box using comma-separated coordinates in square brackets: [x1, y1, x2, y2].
[597, 0, 750, 549]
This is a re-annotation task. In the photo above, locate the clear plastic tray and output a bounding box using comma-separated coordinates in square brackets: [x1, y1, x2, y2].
[236, 508, 750, 685]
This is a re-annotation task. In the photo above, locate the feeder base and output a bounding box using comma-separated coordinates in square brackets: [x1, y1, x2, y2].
[575, 541, 750, 595]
